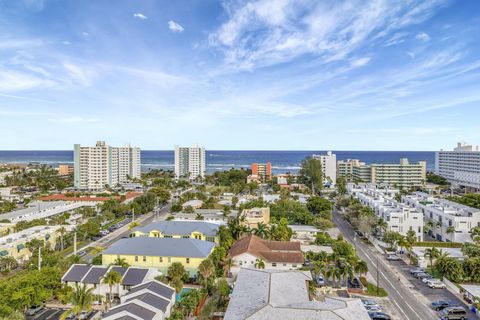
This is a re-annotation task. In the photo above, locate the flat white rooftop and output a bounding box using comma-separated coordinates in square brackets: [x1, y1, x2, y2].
[0, 201, 96, 222]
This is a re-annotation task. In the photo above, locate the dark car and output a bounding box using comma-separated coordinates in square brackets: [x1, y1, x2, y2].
[431, 300, 452, 311]
[348, 277, 362, 288]
[368, 311, 391, 320]
[438, 306, 467, 319]
[77, 250, 87, 257]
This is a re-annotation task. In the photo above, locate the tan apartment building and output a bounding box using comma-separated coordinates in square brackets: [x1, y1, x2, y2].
[240, 207, 270, 228]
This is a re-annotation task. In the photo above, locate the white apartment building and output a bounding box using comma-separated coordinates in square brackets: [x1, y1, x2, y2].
[403, 192, 480, 243]
[436, 142, 480, 190]
[337, 159, 365, 182]
[312, 151, 337, 185]
[74, 141, 140, 190]
[349, 184, 423, 241]
[174, 145, 206, 179]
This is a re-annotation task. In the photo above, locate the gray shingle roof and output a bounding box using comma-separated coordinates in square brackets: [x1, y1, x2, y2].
[125, 293, 169, 313]
[133, 221, 219, 237]
[62, 264, 91, 282]
[111, 266, 128, 277]
[83, 266, 108, 284]
[102, 237, 215, 258]
[122, 268, 148, 286]
[103, 302, 156, 320]
[128, 281, 175, 299]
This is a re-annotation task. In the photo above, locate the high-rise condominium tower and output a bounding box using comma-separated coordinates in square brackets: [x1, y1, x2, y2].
[175, 145, 206, 179]
[436, 142, 480, 190]
[74, 141, 141, 190]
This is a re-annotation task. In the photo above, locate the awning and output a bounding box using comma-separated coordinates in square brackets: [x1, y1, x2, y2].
[0, 250, 8, 257]
[17, 243, 25, 251]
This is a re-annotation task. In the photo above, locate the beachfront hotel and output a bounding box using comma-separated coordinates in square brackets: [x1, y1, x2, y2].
[174, 144, 206, 179]
[351, 158, 426, 188]
[436, 142, 480, 190]
[73, 141, 141, 190]
[337, 159, 365, 182]
[312, 151, 337, 185]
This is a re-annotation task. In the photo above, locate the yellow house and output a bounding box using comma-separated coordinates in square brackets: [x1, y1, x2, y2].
[130, 221, 220, 244]
[240, 207, 270, 229]
[102, 237, 215, 277]
[0, 225, 73, 263]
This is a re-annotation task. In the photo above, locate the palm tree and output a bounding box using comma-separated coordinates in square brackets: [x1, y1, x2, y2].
[340, 262, 354, 287]
[434, 250, 450, 277]
[58, 226, 67, 251]
[255, 258, 265, 269]
[253, 222, 269, 239]
[354, 260, 368, 277]
[112, 257, 129, 268]
[222, 256, 233, 277]
[103, 270, 122, 309]
[198, 259, 215, 289]
[60, 284, 94, 320]
[471, 226, 480, 243]
[326, 265, 341, 288]
[424, 247, 440, 267]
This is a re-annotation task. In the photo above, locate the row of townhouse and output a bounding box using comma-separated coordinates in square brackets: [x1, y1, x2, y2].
[402, 192, 480, 243]
[348, 184, 423, 241]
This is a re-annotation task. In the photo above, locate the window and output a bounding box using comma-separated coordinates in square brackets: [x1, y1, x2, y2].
[143, 256, 146, 262]
[182, 235, 190, 239]
[292, 264, 297, 268]
[168, 257, 171, 263]
[283, 264, 287, 267]
[272, 263, 277, 267]
[135, 256, 138, 262]
[160, 257, 163, 263]
[186, 258, 190, 264]
[206, 236, 215, 242]
[164, 235, 173, 238]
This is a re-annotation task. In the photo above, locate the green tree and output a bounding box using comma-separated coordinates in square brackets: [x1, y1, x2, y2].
[252, 222, 269, 239]
[306, 196, 333, 220]
[103, 270, 122, 309]
[198, 259, 215, 289]
[112, 257, 129, 267]
[168, 262, 187, 280]
[269, 218, 292, 241]
[299, 157, 323, 193]
[424, 247, 440, 267]
[60, 284, 94, 320]
[169, 277, 184, 294]
[254, 258, 265, 269]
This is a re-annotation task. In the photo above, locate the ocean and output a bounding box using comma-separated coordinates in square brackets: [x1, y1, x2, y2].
[0, 150, 436, 174]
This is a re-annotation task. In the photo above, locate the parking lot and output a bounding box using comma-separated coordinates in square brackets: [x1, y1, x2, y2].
[26, 308, 97, 320]
[386, 258, 477, 320]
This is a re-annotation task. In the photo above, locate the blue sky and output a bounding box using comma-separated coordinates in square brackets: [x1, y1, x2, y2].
[0, 0, 479, 150]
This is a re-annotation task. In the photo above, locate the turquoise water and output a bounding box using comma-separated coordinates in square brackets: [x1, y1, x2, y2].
[176, 287, 192, 301]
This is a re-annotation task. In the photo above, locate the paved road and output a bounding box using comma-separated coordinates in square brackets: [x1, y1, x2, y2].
[79, 204, 171, 262]
[333, 209, 437, 320]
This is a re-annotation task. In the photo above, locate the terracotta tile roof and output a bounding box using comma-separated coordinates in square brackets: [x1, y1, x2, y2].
[229, 235, 304, 264]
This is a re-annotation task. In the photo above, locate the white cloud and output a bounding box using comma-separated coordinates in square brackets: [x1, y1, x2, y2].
[63, 63, 96, 86]
[416, 32, 431, 42]
[350, 57, 371, 67]
[62, 40, 72, 45]
[82, 32, 89, 36]
[209, 0, 448, 70]
[133, 13, 148, 20]
[0, 68, 55, 92]
[168, 20, 184, 33]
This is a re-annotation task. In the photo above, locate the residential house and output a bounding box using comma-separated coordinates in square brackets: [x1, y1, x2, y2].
[130, 221, 220, 244]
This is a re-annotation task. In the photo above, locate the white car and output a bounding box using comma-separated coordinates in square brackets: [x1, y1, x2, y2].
[427, 280, 446, 289]
[386, 254, 401, 261]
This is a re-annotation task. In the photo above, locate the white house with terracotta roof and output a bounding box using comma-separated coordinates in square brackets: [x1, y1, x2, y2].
[229, 235, 303, 274]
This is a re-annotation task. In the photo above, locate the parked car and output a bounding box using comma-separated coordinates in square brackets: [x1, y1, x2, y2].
[316, 274, 325, 286]
[25, 304, 44, 316]
[386, 254, 400, 261]
[427, 280, 446, 289]
[438, 306, 467, 319]
[421, 276, 435, 283]
[78, 250, 87, 257]
[432, 300, 452, 311]
[365, 305, 383, 312]
[409, 267, 425, 274]
[78, 311, 92, 319]
[368, 311, 391, 320]
[348, 277, 362, 288]
[414, 272, 430, 279]
[362, 299, 379, 307]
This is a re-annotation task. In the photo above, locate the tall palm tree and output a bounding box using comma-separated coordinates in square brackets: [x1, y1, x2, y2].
[112, 257, 129, 268]
[103, 270, 122, 309]
[354, 260, 368, 277]
[222, 256, 233, 277]
[253, 222, 269, 239]
[60, 284, 94, 320]
[255, 258, 265, 269]
[58, 226, 67, 251]
[198, 259, 215, 289]
[340, 262, 354, 287]
[424, 247, 440, 267]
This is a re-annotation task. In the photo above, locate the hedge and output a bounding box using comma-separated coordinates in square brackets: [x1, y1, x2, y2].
[415, 241, 463, 248]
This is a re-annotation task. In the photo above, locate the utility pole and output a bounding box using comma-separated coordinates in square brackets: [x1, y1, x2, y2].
[38, 246, 42, 271]
[376, 255, 379, 295]
[73, 230, 77, 255]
